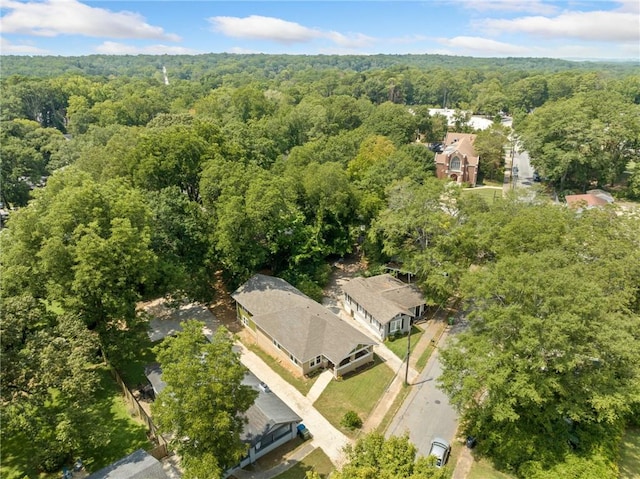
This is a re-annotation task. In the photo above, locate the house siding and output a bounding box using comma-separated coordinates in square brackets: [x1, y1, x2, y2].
[344, 296, 385, 338]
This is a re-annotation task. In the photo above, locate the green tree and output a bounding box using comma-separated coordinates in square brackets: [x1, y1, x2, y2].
[152, 321, 257, 479]
[0, 295, 100, 471]
[333, 433, 447, 479]
[1, 169, 157, 364]
[370, 177, 463, 305]
[474, 125, 509, 182]
[439, 230, 640, 475]
[518, 91, 640, 192]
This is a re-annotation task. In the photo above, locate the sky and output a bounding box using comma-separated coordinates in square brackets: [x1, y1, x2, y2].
[1, 0, 639, 60]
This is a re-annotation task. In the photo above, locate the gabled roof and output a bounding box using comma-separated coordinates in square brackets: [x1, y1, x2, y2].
[232, 274, 376, 364]
[342, 274, 425, 325]
[86, 449, 168, 479]
[435, 132, 479, 166]
[241, 370, 301, 446]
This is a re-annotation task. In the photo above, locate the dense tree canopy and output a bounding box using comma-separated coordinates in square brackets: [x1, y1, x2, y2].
[438, 206, 640, 477]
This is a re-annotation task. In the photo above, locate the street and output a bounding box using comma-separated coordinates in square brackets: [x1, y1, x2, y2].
[385, 338, 458, 457]
[512, 148, 534, 188]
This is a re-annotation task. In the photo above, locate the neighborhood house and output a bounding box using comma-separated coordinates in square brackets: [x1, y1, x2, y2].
[144, 367, 301, 471]
[232, 274, 377, 379]
[434, 132, 480, 187]
[342, 274, 426, 341]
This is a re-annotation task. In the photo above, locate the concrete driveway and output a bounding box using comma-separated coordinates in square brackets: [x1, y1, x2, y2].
[236, 342, 352, 468]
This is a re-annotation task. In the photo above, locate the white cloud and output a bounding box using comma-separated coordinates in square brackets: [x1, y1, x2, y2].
[1, 0, 180, 41]
[436, 35, 639, 60]
[209, 15, 321, 44]
[437, 36, 528, 55]
[94, 42, 198, 55]
[209, 15, 374, 48]
[457, 0, 558, 14]
[0, 37, 50, 54]
[479, 7, 639, 43]
[325, 31, 375, 49]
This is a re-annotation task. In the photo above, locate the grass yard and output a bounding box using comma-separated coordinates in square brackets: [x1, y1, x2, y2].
[1, 367, 152, 479]
[468, 457, 515, 479]
[619, 427, 640, 479]
[314, 354, 395, 437]
[384, 326, 425, 360]
[244, 341, 320, 396]
[272, 448, 335, 479]
[462, 187, 502, 204]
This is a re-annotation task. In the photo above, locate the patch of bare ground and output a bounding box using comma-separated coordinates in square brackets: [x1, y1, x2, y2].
[209, 271, 242, 333]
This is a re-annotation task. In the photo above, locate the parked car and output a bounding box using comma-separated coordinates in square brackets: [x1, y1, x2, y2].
[297, 423, 312, 440]
[258, 382, 271, 393]
[428, 437, 451, 468]
[430, 142, 444, 153]
[533, 171, 541, 182]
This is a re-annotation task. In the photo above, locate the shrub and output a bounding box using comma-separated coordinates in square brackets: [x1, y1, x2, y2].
[341, 410, 363, 430]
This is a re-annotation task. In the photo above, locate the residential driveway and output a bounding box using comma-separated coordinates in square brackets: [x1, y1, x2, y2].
[142, 298, 221, 342]
[385, 332, 458, 458]
[236, 343, 352, 468]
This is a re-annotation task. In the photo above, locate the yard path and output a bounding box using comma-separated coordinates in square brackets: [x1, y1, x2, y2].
[236, 342, 352, 468]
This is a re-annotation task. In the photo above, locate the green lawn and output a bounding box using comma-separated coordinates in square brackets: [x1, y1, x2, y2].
[244, 341, 320, 396]
[1, 367, 152, 479]
[462, 187, 502, 204]
[272, 448, 335, 479]
[314, 354, 395, 437]
[384, 326, 424, 360]
[468, 457, 515, 479]
[619, 427, 640, 479]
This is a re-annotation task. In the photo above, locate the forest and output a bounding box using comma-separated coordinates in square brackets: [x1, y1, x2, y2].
[1, 53, 639, 479]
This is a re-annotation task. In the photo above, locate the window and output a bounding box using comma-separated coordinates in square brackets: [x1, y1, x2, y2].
[390, 317, 403, 333]
[450, 156, 461, 171]
[273, 339, 281, 349]
[310, 355, 322, 367]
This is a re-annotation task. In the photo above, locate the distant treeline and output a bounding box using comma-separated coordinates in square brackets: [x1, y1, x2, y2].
[2, 53, 638, 80]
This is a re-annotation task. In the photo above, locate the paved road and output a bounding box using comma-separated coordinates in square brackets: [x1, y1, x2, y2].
[385, 335, 458, 458]
[511, 148, 534, 189]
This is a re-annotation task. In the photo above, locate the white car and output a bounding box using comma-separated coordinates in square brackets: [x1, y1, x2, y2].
[428, 437, 451, 468]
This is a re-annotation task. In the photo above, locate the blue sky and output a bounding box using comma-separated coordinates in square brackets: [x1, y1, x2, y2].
[1, 0, 638, 60]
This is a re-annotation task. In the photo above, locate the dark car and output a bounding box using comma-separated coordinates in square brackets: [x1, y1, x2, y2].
[533, 171, 541, 182]
[430, 142, 444, 153]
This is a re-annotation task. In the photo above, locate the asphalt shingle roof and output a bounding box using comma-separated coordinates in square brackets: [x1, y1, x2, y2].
[232, 274, 376, 364]
[342, 274, 425, 325]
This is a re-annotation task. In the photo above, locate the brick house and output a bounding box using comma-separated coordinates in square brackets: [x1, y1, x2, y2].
[434, 132, 479, 186]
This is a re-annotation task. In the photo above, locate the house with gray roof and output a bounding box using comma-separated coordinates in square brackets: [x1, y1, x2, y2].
[342, 274, 426, 340]
[237, 370, 302, 468]
[232, 274, 376, 379]
[85, 449, 169, 479]
[144, 366, 301, 471]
